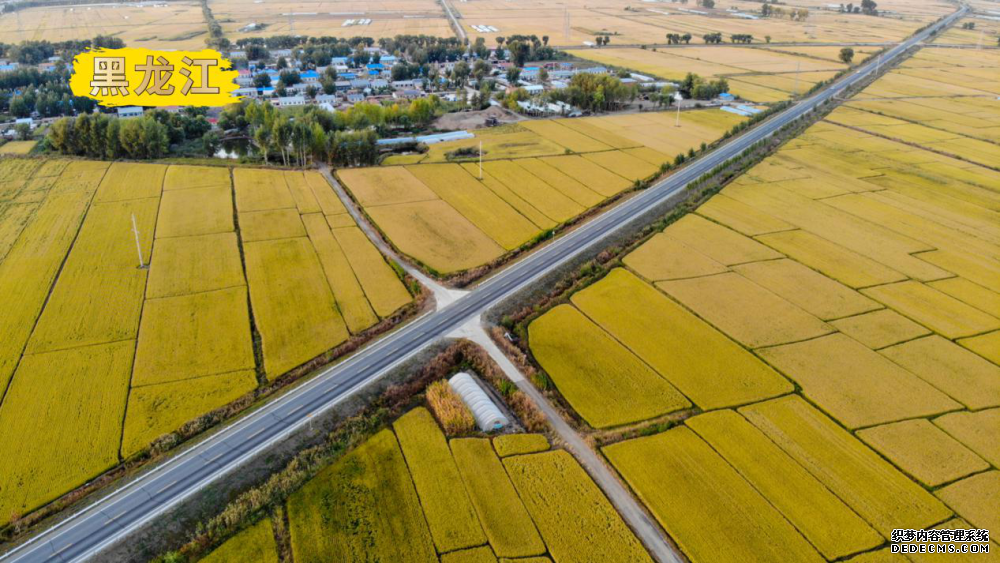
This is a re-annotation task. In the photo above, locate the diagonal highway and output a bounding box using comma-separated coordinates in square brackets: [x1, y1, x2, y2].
[0, 8, 964, 561]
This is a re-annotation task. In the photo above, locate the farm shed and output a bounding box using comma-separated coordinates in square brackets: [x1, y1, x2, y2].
[448, 372, 509, 432]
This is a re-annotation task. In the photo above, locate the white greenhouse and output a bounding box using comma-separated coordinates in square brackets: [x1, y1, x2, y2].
[448, 372, 510, 432]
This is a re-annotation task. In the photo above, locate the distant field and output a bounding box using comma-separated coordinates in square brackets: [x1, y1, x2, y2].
[525, 43, 1000, 561]
[203, 406, 646, 562]
[0, 1, 207, 49]
[0, 160, 413, 523]
[455, 0, 947, 47]
[567, 46, 844, 102]
[340, 109, 744, 275]
[214, 0, 453, 41]
[0, 141, 37, 156]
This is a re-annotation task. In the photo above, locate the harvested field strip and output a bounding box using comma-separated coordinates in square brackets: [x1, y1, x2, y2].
[504, 450, 652, 563]
[521, 119, 613, 153]
[732, 258, 880, 321]
[450, 438, 546, 558]
[695, 194, 793, 236]
[366, 200, 502, 274]
[582, 151, 659, 182]
[94, 162, 166, 203]
[665, 214, 780, 266]
[26, 197, 158, 354]
[829, 309, 930, 350]
[282, 171, 322, 214]
[960, 331, 1000, 366]
[528, 303, 690, 428]
[238, 208, 306, 242]
[163, 165, 230, 190]
[459, 164, 555, 231]
[862, 281, 1000, 340]
[881, 336, 1000, 411]
[515, 158, 603, 208]
[480, 160, 583, 223]
[657, 272, 833, 349]
[572, 269, 790, 410]
[688, 411, 883, 559]
[857, 419, 989, 488]
[756, 230, 906, 288]
[933, 409, 1000, 467]
[243, 237, 348, 377]
[0, 190, 95, 397]
[337, 166, 438, 207]
[929, 278, 1000, 316]
[557, 119, 640, 149]
[287, 428, 437, 562]
[623, 233, 728, 281]
[155, 186, 233, 239]
[756, 334, 959, 429]
[121, 369, 258, 458]
[233, 168, 296, 211]
[538, 155, 632, 197]
[603, 427, 825, 563]
[145, 232, 245, 299]
[393, 408, 485, 552]
[0, 341, 132, 522]
[740, 396, 951, 536]
[132, 287, 255, 387]
[331, 226, 410, 318]
[301, 214, 377, 334]
[406, 164, 538, 250]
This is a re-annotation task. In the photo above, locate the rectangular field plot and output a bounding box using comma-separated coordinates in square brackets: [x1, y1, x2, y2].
[121, 369, 259, 458]
[146, 232, 245, 299]
[394, 408, 485, 552]
[757, 334, 959, 429]
[234, 168, 296, 211]
[244, 237, 349, 377]
[156, 186, 233, 239]
[25, 198, 158, 354]
[366, 200, 503, 274]
[288, 429, 437, 563]
[337, 166, 438, 207]
[331, 227, 411, 318]
[0, 342, 132, 521]
[520, 119, 613, 153]
[480, 160, 583, 223]
[238, 208, 306, 242]
[132, 287, 255, 387]
[163, 165, 231, 190]
[571, 269, 790, 410]
[881, 336, 1000, 411]
[94, 162, 166, 203]
[657, 272, 832, 348]
[504, 450, 652, 563]
[528, 304, 690, 428]
[862, 281, 1000, 339]
[450, 438, 546, 558]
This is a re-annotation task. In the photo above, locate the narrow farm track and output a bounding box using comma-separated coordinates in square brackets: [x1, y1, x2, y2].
[0, 7, 966, 562]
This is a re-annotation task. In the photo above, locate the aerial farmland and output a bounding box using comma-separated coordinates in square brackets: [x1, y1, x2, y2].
[0, 0, 997, 560]
[0, 161, 415, 524]
[520, 41, 1000, 561]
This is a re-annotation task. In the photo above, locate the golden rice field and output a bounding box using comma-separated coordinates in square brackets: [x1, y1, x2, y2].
[0, 141, 36, 156]
[526, 44, 1000, 561]
[0, 159, 413, 524]
[204, 406, 643, 562]
[340, 109, 744, 274]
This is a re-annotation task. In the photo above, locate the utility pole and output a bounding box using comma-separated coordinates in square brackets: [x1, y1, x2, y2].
[131, 213, 146, 269]
[674, 92, 682, 127]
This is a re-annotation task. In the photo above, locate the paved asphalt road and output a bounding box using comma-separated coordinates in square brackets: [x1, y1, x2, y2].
[1, 8, 964, 562]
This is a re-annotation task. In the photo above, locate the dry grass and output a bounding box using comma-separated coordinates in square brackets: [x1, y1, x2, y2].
[426, 380, 475, 435]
